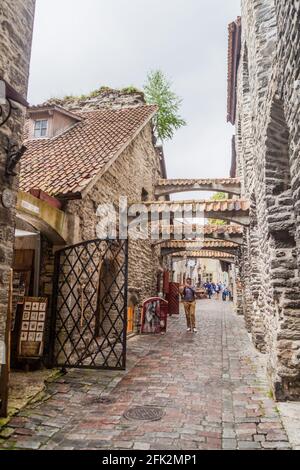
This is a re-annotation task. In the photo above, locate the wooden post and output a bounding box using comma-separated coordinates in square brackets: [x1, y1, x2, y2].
[0, 269, 13, 417]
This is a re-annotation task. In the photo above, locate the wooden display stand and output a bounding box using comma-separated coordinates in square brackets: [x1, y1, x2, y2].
[18, 297, 48, 363]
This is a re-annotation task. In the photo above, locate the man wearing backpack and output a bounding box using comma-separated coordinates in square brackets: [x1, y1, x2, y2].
[181, 278, 198, 333]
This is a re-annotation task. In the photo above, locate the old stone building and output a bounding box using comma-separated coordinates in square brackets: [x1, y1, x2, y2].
[228, 1, 300, 399]
[0, 0, 36, 413]
[14, 90, 165, 366]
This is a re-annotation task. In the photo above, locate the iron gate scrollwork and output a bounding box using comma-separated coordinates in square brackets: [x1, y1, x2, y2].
[50, 239, 128, 370]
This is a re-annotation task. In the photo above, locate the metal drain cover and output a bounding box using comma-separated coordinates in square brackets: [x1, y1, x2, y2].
[124, 406, 164, 422]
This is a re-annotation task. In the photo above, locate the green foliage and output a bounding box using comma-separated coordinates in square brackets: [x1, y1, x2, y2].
[120, 86, 142, 94]
[208, 192, 228, 225]
[211, 192, 227, 201]
[144, 70, 186, 142]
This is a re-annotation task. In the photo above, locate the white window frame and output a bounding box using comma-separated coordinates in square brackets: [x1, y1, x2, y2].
[34, 119, 48, 138]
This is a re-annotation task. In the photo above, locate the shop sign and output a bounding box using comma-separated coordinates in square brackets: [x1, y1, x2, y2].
[21, 200, 40, 215]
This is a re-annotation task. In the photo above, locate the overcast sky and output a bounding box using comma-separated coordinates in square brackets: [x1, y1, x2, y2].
[28, 0, 240, 197]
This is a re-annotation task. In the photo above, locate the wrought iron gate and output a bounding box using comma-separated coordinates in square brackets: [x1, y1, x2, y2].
[50, 239, 128, 370]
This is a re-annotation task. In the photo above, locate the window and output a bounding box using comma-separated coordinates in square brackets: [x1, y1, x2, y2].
[204, 273, 213, 283]
[34, 120, 48, 138]
[141, 188, 149, 202]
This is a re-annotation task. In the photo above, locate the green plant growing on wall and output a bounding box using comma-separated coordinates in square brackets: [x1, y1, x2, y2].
[208, 192, 228, 226]
[120, 86, 142, 94]
[144, 70, 186, 142]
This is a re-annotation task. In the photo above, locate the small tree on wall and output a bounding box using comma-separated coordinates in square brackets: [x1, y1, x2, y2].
[144, 70, 186, 142]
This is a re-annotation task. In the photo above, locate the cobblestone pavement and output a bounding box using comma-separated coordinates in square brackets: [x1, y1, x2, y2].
[0, 301, 291, 450]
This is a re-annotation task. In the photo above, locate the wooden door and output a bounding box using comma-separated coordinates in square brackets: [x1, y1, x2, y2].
[127, 306, 134, 334]
[168, 283, 180, 315]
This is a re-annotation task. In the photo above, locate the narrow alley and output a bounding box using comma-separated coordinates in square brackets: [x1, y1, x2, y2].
[0, 300, 291, 451]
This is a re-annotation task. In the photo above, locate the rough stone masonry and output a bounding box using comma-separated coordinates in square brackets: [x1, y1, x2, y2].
[235, 0, 300, 400]
[0, 0, 36, 365]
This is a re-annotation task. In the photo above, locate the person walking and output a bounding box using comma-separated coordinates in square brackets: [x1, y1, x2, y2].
[181, 278, 197, 333]
[206, 282, 213, 299]
[222, 287, 230, 301]
[215, 283, 221, 300]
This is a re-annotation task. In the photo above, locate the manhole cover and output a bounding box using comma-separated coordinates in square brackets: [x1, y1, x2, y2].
[124, 406, 164, 422]
[90, 396, 116, 405]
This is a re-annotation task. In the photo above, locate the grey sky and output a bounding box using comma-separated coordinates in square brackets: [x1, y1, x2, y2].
[28, 0, 240, 198]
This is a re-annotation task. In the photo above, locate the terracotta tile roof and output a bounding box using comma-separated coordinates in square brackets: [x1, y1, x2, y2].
[157, 178, 240, 187]
[20, 105, 157, 197]
[144, 199, 250, 213]
[27, 104, 82, 121]
[203, 224, 243, 235]
[151, 224, 243, 235]
[172, 251, 235, 259]
[161, 240, 238, 249]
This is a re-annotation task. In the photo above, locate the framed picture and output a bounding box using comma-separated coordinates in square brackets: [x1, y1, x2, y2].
[20, 332, 28, 341]
[37, 322, 44, 332]
[29, 322, 37, 331]
[38, 312, 46, 321]
[30, 312, 38, 321]
[24, 301, 32, 311]
[22, 322, 29, 331]
[28, 332, 36, 341]
[23, 311, 30, 321]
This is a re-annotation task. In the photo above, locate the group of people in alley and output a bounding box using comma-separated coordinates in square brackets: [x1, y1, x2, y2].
[204, 281, 231, 301]
[180, 278, 231, 333]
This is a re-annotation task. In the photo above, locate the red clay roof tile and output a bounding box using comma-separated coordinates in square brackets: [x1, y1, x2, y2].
[20, 105, 157, 197]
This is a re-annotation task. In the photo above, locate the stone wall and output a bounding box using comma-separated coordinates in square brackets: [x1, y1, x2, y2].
[66, 121, 162, 309]
[236, 0, 300, 399]
[47, 88, 146, 112]
[0, 0, 35, 358]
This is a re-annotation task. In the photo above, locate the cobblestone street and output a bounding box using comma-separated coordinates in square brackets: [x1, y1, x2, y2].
[0, 301, 291, 450]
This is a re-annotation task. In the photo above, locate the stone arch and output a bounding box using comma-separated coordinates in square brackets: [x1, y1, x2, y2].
[264, 96, 300, 399]
[265, 96, 296, 245]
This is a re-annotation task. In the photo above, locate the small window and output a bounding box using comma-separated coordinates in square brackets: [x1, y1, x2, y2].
[34, 119, 48, 138]
[141, 188, 149, 201]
